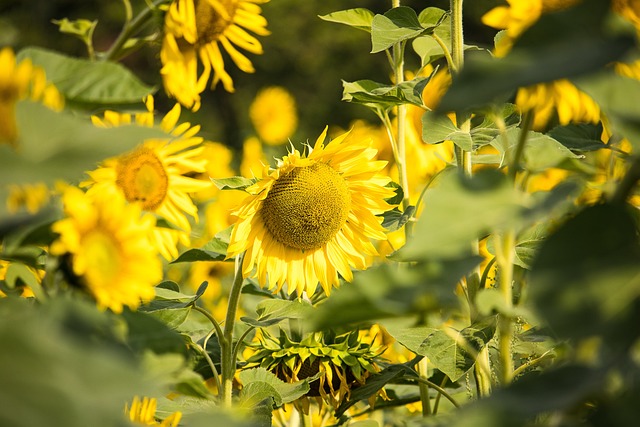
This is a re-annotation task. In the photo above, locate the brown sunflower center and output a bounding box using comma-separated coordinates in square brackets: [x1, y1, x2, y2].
[261, 162, 351, 251]
[116, 147, 169, 211]
[194, 0, 237, 46]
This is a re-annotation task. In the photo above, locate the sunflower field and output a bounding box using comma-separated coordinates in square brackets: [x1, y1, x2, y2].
[2, 0, 640, 426]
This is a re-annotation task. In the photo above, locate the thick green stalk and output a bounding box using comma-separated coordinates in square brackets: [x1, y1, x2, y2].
[494, 230, 515, 384]
[418, 358, 432, 416]
[220, 253, 246, 407]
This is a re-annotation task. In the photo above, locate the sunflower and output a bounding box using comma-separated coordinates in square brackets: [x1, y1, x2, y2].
[126, 396, 182, 427]
[83, 138, 210, 261]
[51, 186, 162, 313]
[245, 329, 385, 410]
[249, 86, 298, 145]
[227, 127, 395, 296]
[6, 182, 50, 214]
[0, 46, 64, 144]
[161, 0, 270, 110]
[515, 79, 600, 130]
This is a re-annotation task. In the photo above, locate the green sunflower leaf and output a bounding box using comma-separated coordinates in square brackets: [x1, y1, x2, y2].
[171, 230, 229, 264]
[380, 206, 415, 232]
[17, 46, 153, 106]
[547, 122, 607, 152]
[211, 176, 257, 191]
[371, 7, 431, 54]
[389, 317, 497, 382]
[238, 367, 310, 409]
[342, 77, 429, 110]
[318, 8, 374, 32]
[242, 299, 314, 328]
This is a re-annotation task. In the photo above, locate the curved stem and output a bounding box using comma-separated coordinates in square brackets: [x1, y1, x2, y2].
[509, 110, 534, 180]
[231, 324, 256, 373]
[193, 305, 225, 346]
[418, 357, 432, 416]
[221, 253, 246, 407]
[414, 377, 460, 408]
[432, 375, 448, 415]
[102, 0, 167, 61]
[432, 33, 456, 74]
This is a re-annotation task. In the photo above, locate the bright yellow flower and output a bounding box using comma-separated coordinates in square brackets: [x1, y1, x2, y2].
[482, 0, 581, 56]
[126, 396, 182, 427]
[6, 182, 50, 214]
[83, 138, 210, 261]
[0, 47, 63, 144]
[91, 95, 201, 139]
[515, 79, 600, 130]
[249, 86, 298, 145]
[161, 0, 270, 110]
[51, 187, 161, 313]
[227, 127, 395, 295]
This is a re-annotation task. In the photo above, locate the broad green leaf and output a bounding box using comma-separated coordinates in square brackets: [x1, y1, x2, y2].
[242, 299, 314, 327]
[437, 0, 634, 112]
[417, 319, 496, 382]
[548, 122, 607, 152]
[439, 365, 605, 427]
[311, 256, 480, 330]
[490, 128, 581, 173]
[0, 298, 156, 427]
[122, 309, 189, 356]
[529, 203, 640, 344]
[343, 77, 430, 110]
[17, 47, 153, 105]
[318, 8, 374, 32]
[417, 7, 447, 28]
[0, 101, 169, 187]
[422, 111, 460, 144]
[238, 367, 310, 408]
[380, 206, 415, 232]
[211, 176, 256, 191]
[398, 169, 525, 260]
[171, 229, 230, 263]
[371, 7, 428, 54]
[147, 307, 192, 330]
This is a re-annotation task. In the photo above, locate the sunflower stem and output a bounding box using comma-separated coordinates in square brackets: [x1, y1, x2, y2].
[220, 253, 246, 408]
[494, 229, 516, 385]
[418, 357, 432, 416]
[102, 0, 167, 62]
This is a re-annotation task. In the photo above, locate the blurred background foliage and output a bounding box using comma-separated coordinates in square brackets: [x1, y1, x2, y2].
[0, 0, 498, 153]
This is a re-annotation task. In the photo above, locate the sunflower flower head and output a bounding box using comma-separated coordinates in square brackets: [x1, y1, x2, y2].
[161, 0, 270, 110]
[83, 137, 211, 261]
[227, 127, 395, 296]
[246, 329, 386, 410]
[0, 47, 64, 144]
[51, 186, 162, 313]
[126, 396, 182, 427]
[249, 86, 298, 145]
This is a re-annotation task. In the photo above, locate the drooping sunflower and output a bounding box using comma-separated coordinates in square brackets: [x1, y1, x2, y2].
[245, 329, 386, 410]
[0, 47, 64, 144]
[83, 138, 211, 261]
[126, 396, 182, 427]
[227, 127, 395, 296]
[51, 186, 162, 313]
[249, 86, 298, 145]
[161, 0, 270, 110]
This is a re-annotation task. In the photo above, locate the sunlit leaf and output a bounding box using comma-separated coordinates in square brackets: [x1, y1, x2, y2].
[548, 122, 607, 152]
[211, 176, 257, 191]
[371, 7, 428, 53]
[238, 367, 310, 408]
[318, 8, 374, 32]
[17, 46, 154, 105]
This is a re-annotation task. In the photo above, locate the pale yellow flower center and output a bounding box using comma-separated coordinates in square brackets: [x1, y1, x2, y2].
[261, 162, 351, 251]
[82, 230, 122, 288]
[116, 148, 169, 211]
[195, 0, 237, 46]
